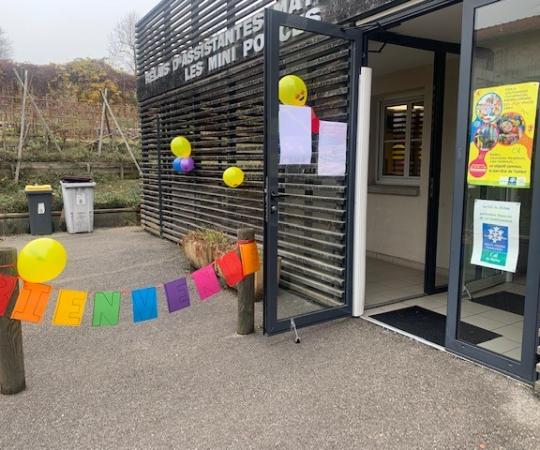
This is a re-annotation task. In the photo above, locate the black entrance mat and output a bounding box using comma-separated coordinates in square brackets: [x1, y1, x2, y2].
[471, 291, 525, 315]
[371, 305, 501, 346]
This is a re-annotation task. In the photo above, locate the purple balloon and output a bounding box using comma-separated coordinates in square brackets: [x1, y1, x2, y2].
[180, 157, 195, 172]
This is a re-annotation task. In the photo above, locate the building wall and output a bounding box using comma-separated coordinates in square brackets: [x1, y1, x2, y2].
[365, 56, 459, 268]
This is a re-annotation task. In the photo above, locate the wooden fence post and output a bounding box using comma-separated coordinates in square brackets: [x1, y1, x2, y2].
[14, 70, 28, 183]
[237, 228, 255, 335]
[0, 247, 26, 395]
[97, 88, 108, 156]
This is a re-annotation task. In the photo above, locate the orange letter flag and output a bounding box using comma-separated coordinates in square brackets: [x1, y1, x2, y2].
[11, 281, 52, 323]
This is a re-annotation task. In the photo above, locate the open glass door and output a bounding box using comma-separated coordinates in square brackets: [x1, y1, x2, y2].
[263, 9, 364, 334]
[446, 0, 540, 381]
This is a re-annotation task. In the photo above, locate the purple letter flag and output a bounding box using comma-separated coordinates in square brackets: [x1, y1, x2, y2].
[164, 277, 191, 313]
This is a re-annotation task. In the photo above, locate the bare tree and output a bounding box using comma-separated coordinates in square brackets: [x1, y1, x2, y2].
[0, 27, 12, 59]
[108, 11, 139, 75]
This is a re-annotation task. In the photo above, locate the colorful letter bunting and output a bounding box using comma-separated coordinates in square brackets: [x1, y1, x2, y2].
[216, 251, 244, 287]
[0, 274, 18, 317]
[239, 241, 260, 276]
[132, 287, 158, 322]
[52, 289, 87, 326]
[11, 282, 52, 323]
[164, 278, 190, 313]
[92, 291, 121, 327]
[191, 265, 221, 300]
[5, 236, 262, 328]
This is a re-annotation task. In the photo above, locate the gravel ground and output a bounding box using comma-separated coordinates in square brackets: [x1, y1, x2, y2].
[1, 227, 539, 450]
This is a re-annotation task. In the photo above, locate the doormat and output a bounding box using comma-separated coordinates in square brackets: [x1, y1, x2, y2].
[471, 291, 525, 315]
[371, 305, 501, 346]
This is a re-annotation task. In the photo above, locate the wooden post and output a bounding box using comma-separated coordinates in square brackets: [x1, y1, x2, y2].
[237, 228, 255, 335]
[97, 88, 108, 156]
[14, 70, 28, 183]
[13, 69, 62, 154]
[0, 248, 26, 395]
[101, 90, 142, 176]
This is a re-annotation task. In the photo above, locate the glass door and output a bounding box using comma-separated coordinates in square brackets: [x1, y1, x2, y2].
[263, 9, 364, 334]
[446, 0, 540, 381]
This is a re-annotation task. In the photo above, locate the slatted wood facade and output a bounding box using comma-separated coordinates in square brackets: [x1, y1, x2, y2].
[136, 0, 392, 308]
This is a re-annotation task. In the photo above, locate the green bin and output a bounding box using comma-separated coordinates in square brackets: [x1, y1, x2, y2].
[25, 184, 53, 235]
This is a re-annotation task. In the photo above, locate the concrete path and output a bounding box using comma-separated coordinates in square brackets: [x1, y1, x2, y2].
[1, 227, 539, 449]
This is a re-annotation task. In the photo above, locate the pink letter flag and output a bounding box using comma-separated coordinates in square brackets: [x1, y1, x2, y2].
[191, 264, 221, 301]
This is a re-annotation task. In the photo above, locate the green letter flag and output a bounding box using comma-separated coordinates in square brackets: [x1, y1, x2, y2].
[92, 291, 121, 327]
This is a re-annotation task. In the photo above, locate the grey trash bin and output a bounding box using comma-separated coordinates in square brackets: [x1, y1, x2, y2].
[25, 184, 54, 235]
[60, 178, 96, 233]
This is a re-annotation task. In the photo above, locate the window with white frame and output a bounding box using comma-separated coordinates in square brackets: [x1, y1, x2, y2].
[378, 97, 424, 184]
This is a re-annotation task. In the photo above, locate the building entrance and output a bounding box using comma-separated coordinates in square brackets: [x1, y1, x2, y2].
[362, 3, 462, 346]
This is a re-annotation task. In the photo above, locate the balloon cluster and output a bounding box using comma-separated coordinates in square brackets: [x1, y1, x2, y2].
[170, 136, 195, 173]
[279, 74, 319, 133]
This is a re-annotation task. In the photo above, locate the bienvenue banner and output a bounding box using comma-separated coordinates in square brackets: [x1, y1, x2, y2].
[0, 242, 260, 327]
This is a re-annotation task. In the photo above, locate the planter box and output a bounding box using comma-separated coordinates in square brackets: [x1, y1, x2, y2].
[181, 238, 223, 269]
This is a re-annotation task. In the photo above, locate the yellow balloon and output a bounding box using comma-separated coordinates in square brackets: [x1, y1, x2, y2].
[279, 75, 308, 106]
[170, 136, 192, 158]
[17, 238, 67, 283]
[223, 167, 245, 188]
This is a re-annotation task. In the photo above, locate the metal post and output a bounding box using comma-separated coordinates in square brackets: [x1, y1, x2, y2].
[237, 228, 255, 335]
[0, 248, 26, 395]
[157, 114, 164, 237]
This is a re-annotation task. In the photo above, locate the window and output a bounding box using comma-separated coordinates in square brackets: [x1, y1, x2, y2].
[378, 97, 424, 184]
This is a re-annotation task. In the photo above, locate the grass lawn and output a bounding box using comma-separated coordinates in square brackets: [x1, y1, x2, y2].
[0, 178, 140, 214]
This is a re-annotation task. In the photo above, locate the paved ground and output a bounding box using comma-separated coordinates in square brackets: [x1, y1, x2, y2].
[1, 227, 539, 449]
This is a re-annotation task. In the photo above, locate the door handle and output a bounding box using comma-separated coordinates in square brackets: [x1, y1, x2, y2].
[270, 191, 285, 199]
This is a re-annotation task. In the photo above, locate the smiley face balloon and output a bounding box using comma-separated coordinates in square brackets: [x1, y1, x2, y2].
[279, 75, 308, 106]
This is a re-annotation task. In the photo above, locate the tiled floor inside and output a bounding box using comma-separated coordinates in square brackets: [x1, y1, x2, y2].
[365, 261, 525, 361]
[365, 258, 425, 307]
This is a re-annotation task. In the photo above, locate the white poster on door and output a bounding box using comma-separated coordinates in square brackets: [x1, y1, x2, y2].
[278, 105, 312, 165]
[317, 120, 347, 176]
[471, 199, 520, 273]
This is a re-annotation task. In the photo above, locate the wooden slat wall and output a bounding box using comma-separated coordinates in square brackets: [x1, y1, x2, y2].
[137, 0, 353, 307]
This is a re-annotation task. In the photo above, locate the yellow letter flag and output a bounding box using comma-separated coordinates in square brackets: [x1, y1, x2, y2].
[52, 289, 87, 326]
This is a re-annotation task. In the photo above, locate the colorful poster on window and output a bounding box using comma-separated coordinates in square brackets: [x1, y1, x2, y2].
[467, 82, 539, 188]
[471, 200, 520, 273]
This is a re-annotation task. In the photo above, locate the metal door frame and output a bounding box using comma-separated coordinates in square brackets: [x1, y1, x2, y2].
[445, 0, 540, 382]
[263, 9, 364, 334]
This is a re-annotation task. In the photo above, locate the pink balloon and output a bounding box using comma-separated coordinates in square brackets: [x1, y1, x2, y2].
[180, 157, 195, 172]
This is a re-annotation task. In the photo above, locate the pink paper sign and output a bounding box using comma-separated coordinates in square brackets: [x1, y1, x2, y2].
[191, 265, 221, 301]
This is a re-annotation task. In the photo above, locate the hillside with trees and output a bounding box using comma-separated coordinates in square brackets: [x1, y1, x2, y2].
[0, 58, 136, 104]
[0, 58, 140, 215]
